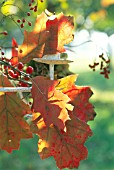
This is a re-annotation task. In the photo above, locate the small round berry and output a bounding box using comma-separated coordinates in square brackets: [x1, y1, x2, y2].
[17, 62, 24, 70]
[17, 19, 21, 23]
[29, 101, 32, 105]
[28, 3, 32, 6]
[4, 65, 8, 70]
[19, 49, 23, 53]
[20, 23, 24, 28]
[3, 31, 8, 35]
[27, 12, 31, 16]
[24, 77, 30, 81]
[8, 70, 14, 78]
[19, 82, 28, 87]
[1, 51, 4, 55]
[26, 66, 34, 74]
[30, 7, 34, 10]
[13, 73, 18, 79]
[31, 0, 34, 3]
[22, 18, 26, 23]
[28, 22, 32, 26]
[34, 6, 37, 12]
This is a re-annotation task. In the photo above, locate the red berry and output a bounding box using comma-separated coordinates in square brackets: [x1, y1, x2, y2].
[24, 77, 30, 81]
[30, 7, 34, 10]
[8, 70, 14, 78]
[31, 0, 34, 3]
[29, 101, 32, 105]
[28, 22, 32, 26]
[20, 23, 24, 28]
[19, 82, 28, 87]
[22, 18, 26, 23]
[27, 12, 31, 16]
[26, 66, 34, 74]
[4, 65, 8, 70]
[19, 49, 23, 53]
[13, 73, 18, 79]
[3, 31, 8, 35]
[17, 19, 21, 23]
[34, 6, 37, 12]
[29, 3, 32, 6]
[1, 51, 4, 55]
[17, 62, 24, 70]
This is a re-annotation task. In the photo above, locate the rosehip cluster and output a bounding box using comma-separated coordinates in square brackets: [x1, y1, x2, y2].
[28, 0, 38, 12]
[17, 18, 32, 28]
[89, 53, 110, 79]
[17, 63, 34, 87]
[15, 0, 40, 29]
[0, 51, 34, 87]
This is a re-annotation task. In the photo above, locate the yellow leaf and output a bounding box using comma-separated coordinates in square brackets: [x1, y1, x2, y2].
[101, 0, 114, 7]
[1, 0, 18, 16]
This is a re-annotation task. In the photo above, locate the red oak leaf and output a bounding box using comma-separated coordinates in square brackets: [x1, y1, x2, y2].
[57, 75, 96, 122]
[35, 116, 92, 169]
[18, 12, 74, 63]
[31, 76, 73, 130]
[0, 75, 32, 153]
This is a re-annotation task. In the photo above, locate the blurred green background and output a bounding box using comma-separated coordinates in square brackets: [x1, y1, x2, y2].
[0, 0, 114, 170]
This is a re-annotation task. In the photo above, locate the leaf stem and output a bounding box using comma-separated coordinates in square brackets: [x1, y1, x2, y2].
[49, 64, 54, 80]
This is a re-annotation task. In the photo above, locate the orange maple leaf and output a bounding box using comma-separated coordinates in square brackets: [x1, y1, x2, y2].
[0, 75, 32, 153]
[18, 12, 74, 63]
[31, 76, 73, 130]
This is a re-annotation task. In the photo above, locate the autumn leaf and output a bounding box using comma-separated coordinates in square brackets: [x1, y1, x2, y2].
[0, 75, 32, 153]
[10, 38, 18, 66]
[65, 85, 96, 122]
[56, 74, 78, 92]
[18, 12, 47, 63]
[31, 75, 95, 169]
[31, 76, 73, 130]
[18, 12, 74, 63]
[101, 0, 114, 7]
[57, 75, 96, 122]
[43, 12, 74, 55]
[35, 115, 92, 169]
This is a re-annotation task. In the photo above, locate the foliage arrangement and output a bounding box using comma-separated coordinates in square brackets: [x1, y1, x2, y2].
[0, 0, 111, 169]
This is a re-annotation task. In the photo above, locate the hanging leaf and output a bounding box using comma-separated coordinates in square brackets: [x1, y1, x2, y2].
[33, 114, 92, 169]
[18, 12, 74, 63]
[10, 38, 18, 66]
[31, 76, 73, 130]
[56, 75, 96, 122]
[0, 75, 32, 153]
[30, 74, 96, 169]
